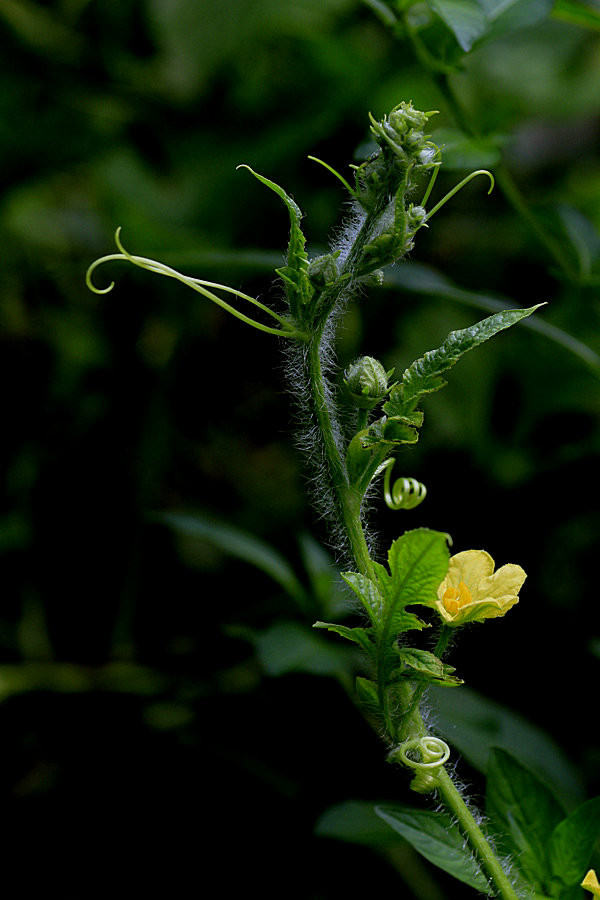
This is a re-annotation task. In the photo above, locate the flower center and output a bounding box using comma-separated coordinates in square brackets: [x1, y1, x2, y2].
[443, 581, 473, 614]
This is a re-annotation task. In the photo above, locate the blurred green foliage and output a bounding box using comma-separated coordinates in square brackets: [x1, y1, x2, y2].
[1, 0, 599, 896]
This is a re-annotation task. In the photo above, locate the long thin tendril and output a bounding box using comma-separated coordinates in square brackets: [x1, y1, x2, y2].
[86, 228, 305, 340]
[420, 144, 442, 207]
[424, 169, 495, 223]
[307, 155, 359, 200]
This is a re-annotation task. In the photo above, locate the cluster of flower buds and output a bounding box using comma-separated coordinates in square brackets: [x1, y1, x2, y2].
[349, 102, 440, 273]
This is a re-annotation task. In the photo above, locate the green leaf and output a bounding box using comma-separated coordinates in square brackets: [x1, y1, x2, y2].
[379, 528, 450, 632]
[384, 304, 543, 420]
[486, 748, 565, 890]
[254, 621, 355, 677]
[313, 621, 375, 657]
[340, 530, 450, 637]
[236, 165, 312, 315]
[375, 804, 492, 893]
[315, 800, 403, 846]
[553, 0, 600, 31]
[397, 647, 462, 685]
[341, 571, 383, 623]
[549, 796, 600, 887]
[384, 262, 600, 376]
[355, 676, 382, 723]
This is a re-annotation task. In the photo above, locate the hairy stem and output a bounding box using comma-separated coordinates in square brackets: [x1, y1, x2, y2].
[306, 327, 374, 577]
[309, 317, 520, 896]
[436, 768, 520, 900]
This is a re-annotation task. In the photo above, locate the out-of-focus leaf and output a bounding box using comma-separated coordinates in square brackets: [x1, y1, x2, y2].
[537, 202, 600, 281]
[426, 0, 487, 51]
[553, 0, 600, 31]
[375, 804, 492, 893]
[426, 0, 553, 52]
[549, 796, 600, 887]
[432, 127, 504, 170]
[158, 511, 310, 612]
[298, 532, 349, 619]
[0, 662, 168, 701]
[429, 686, 584, 809]
[315, 799, 404, 846]
[254, 620, 355, 677]
[486, 748, 565, 890]
[477, 0, 554, 46]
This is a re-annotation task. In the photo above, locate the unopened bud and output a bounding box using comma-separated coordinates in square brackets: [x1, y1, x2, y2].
[344, 356, 393, 409]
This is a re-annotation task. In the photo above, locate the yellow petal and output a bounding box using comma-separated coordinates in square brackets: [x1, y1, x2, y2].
[478, 563, 527, 603]
[435, 550, 525, 626]
[582, 870, 600, 896]
[445, 550, 495, 597]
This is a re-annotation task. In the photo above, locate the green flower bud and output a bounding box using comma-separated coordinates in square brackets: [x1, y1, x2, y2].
[406, 204, 427, 231]
[308, 252, 339, 288]
[344, 356, 393, 409]
[371, 102, 436, 165]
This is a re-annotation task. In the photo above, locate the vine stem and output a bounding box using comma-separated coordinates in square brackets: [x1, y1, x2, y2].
[306, 341, 521, 897]
[306, 328, 374, 579]
[435, 768, 520, 900]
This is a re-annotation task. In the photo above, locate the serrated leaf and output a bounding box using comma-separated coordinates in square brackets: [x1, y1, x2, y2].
[384, 262, 600, 375]
[313, 621, 375, 657]
[486, 748, 565, 890]
[397, 647, 462, 685]
[375, 804, 492, 893]
[237, 165, 312, 315]
[378, 529, 450, 634]
[549, 796, 600, 887]
[341, 571, 383, 623]
[384, 305, 543, 420]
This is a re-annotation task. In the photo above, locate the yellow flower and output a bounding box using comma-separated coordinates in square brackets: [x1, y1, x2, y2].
[582, 870, 600, 896]
[435, 550, 526, 627]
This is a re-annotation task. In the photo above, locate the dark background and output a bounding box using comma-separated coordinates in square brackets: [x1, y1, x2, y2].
[1, 1, 599, 896]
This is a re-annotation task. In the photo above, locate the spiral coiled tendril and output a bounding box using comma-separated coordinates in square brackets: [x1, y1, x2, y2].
[381, 458, 427, 510]
[397, 736, 450, 794]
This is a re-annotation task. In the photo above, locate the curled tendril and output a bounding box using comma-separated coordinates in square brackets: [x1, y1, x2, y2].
[86, 228, 305, 340]
[380, 458, 427, 510]
[397, 736, 451, 793]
